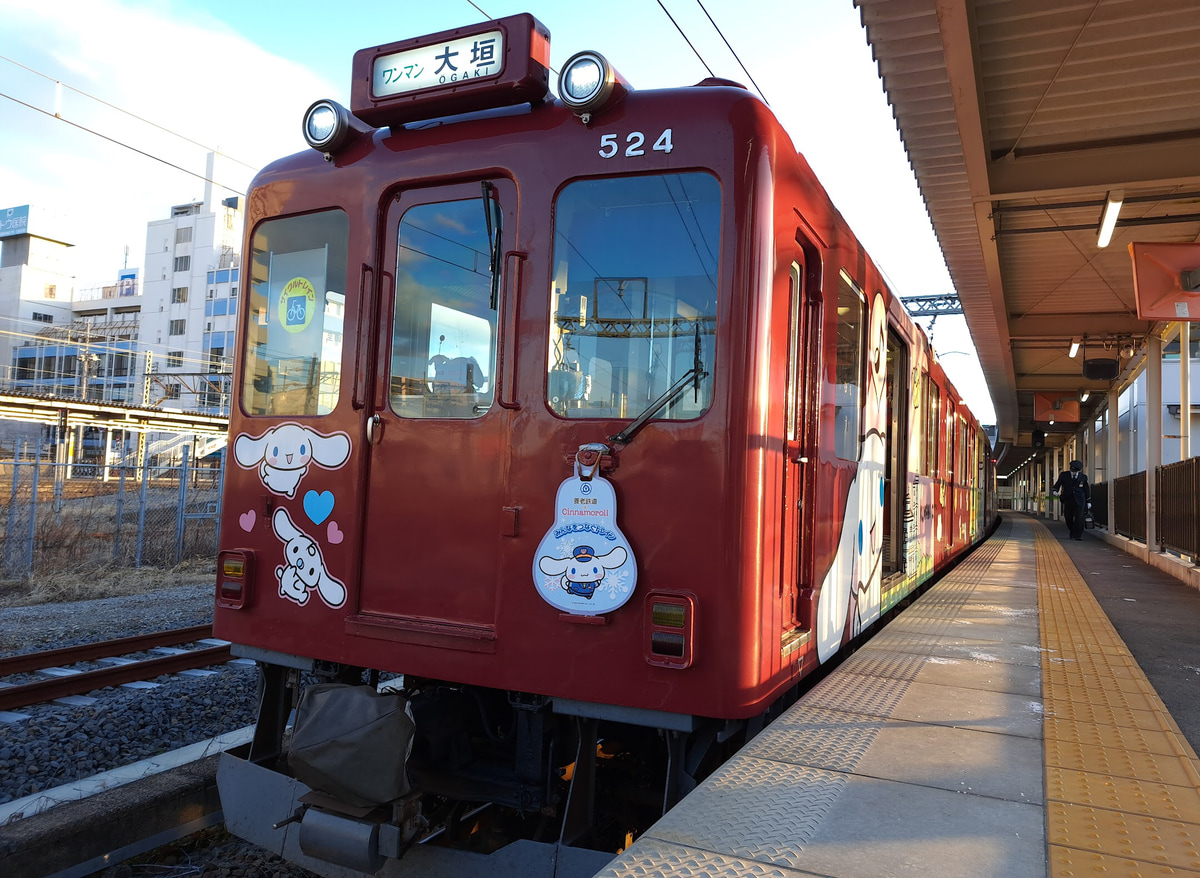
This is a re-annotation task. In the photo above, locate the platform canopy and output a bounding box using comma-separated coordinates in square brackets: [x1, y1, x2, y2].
[855, 0, 1200, 473]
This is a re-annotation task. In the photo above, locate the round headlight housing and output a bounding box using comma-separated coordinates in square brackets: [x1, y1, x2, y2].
[302, 99, 364, 156]
[558, 51, 621, 117]
[305, 103, 339, 146]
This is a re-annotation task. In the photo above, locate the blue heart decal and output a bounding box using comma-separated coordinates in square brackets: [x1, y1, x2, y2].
[304, 490, 335, 525]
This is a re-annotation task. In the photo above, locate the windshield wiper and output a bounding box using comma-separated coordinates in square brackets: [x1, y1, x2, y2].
[482, 181, 502, 309]
[609, 324, 708, 445]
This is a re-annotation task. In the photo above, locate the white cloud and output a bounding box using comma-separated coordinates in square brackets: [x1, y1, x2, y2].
[1, 0, 336, 283]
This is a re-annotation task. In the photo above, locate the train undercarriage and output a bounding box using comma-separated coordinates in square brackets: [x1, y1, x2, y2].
[218, 659, 794, 877]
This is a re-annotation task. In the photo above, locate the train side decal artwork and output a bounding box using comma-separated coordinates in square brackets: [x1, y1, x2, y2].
[233, 423, 352, 499]
[271, 507, 347, 608]
[816, 291, 889, 663]
[533, 465, 637, 616]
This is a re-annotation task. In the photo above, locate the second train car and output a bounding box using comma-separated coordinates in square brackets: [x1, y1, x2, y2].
[214, 13, 996, 876]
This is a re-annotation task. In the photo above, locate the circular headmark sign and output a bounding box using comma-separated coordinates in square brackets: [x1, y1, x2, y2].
[278, 277, 316, 334]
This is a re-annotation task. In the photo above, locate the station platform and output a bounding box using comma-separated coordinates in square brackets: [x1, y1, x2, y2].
[597, 513, 1200, 878]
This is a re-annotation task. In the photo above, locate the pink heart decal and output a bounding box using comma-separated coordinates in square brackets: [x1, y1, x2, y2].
[239, 510, 256, 532]
[327, 521, 344, 544]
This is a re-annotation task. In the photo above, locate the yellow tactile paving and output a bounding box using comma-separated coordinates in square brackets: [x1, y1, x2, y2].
[1035, 520, 1200, 877]
[1047, 766, 1200, 822]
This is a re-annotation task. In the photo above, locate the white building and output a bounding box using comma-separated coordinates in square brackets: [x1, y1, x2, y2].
[139, 154, 243, 414]
[0, 205, 78, 376]
[1105, 341, 1200, 476]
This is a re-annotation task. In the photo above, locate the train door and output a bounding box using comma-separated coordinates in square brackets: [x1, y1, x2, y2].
[355, 180, 516, 635]
[882, 328, 908, 577]
[924, 375, 942, 567]
[782, 249, 821, 636]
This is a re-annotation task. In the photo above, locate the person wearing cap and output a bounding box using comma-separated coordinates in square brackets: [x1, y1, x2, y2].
[1052, 459, 1092, 541]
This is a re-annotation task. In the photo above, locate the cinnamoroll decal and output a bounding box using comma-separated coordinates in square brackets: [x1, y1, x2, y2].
[533, 451, 636, 616]
[233, 423, 351, 499]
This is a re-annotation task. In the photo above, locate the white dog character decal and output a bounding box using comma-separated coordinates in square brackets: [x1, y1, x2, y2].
[272, 507, 347, 608]
[234, 424, 351, 498]
[538, 544, 628, 600]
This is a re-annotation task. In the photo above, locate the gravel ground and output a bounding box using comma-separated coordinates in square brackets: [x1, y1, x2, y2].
[0, 584, 318, 877]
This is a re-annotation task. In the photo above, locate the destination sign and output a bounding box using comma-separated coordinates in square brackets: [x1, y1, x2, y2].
[373, 31, 504, 98]
[351, 13, 550, 128]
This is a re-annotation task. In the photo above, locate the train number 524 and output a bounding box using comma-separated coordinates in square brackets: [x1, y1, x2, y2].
[599, 129, 674, 158]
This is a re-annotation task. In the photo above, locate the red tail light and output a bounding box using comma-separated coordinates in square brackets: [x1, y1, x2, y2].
[645, 592, 695, 669]
[217, 550, 254, 610]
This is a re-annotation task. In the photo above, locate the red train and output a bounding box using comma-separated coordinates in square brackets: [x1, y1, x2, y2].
[214, 13, 996, 875]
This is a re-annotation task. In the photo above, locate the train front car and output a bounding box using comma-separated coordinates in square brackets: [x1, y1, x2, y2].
[211, 13, 986, 877]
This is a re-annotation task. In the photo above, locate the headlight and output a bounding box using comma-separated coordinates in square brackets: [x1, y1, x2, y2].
[558, 51, 627, 118]
[302, 99, 369, 157]
[304, 102, 339, 146]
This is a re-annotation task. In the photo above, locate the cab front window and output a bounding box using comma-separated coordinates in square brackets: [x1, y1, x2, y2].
[548, 173, 720, 420]
[389, 196, 499, 420]
[241, 210, 349, 416]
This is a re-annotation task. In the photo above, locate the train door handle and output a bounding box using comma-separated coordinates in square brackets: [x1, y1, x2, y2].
[496, 250, 527, 410]
[367, 414, 382, 445]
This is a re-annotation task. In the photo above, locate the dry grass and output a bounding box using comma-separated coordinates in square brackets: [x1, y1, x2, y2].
[0, 557, 216, 608]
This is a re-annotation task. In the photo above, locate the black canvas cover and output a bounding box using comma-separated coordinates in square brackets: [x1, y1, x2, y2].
[289, 683, 415, 808]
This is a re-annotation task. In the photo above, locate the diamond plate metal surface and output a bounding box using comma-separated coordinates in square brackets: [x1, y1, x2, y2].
[836, 649, 929, 682]
[802, 670, 909, 718]
[644, 757, 848, 871]
[597, 836, 827, 878]
[738, 705, 882, 773]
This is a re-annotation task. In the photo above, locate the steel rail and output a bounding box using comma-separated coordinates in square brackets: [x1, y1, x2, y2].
[0, 624, 214, 676]
[0, 643, 233, 711]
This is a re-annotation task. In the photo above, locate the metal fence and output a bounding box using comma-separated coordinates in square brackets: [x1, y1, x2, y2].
[1157, 457, 1200, 562]
[1090, 481, 1109, 527]
[0, 445, 223, 580]
[1113, 470, 1147, 543]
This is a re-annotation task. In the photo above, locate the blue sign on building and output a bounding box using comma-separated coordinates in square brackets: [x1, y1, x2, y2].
[0, 205, 30, 239]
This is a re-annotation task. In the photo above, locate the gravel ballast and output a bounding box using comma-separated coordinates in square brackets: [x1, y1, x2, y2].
[0, 583, 318, 876]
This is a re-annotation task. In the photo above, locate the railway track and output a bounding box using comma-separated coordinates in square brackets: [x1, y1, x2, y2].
[0, 625, 233, 712]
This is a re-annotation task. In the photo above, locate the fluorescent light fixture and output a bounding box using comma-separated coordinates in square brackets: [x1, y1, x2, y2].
[1080, 391, 1090, 402]
[1068, 338, 1081, 358]
[1097, 189, 1124, 248]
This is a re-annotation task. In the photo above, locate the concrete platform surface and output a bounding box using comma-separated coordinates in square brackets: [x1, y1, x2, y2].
[598, 514, 1200, 878]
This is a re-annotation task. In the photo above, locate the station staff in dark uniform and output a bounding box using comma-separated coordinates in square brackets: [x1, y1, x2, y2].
[1053, 459, 1091, 541]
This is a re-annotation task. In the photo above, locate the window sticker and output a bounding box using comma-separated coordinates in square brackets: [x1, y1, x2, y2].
[278, 276, 317, 334]
[232, 423, 351, 499]
[271, 507, 346, 609]
[533, 450, 637, 616]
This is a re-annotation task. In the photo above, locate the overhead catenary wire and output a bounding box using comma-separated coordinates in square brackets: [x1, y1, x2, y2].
[0, 54, 258, 173]
[0, 90, 246, 198]
[655, 0, 717, 78]
[692, 0, 769, 105]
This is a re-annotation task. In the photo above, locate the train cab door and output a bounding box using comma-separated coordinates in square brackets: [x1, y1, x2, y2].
[882, 328, 909, 578]
[782, 251, 821, 640]
[354, 179, 516, 638]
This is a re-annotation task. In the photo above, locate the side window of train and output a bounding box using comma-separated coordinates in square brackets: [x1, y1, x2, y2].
[390, 197, 499, 419]
[924, 377, 939, 477]
[546, 173, 720, 420]
[241, 210, 349, 416]
[833, 272, 864, 460]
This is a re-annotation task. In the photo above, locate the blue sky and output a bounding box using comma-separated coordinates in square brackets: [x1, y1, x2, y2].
[0, 0, 994, 422]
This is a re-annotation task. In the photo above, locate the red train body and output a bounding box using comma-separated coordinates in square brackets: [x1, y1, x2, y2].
[214, 14, 995, 875]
